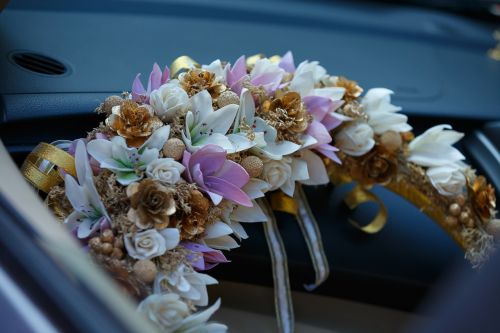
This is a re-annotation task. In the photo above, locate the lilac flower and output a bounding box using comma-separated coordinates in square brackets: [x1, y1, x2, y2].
[278, 51, 296, 73]
[302, 95, 344, 163]
[225, 56, 284, 96]
[131, 63, 170, 103]
[182, 242, 229, 271]
[67, 134, 107, 175]
[64, 141, 110, 239]
[182, 144, 252, 207]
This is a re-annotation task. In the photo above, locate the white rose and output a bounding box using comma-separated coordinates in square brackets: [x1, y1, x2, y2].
[138, 293, 226, 333]
[146, 158, 185, 185]
[150, 81, 189, 122]
[124, 228, 179, 260]
[335, 122, 375, 156]
[138, 293, 190, 331]
[427, 165, 466, 196]
[261, 157, 292, 192]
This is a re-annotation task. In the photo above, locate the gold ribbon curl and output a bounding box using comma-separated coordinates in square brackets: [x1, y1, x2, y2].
[21, 142, 76, 193]
[344, 185, 388, 234]
[170, 55, 200, 78]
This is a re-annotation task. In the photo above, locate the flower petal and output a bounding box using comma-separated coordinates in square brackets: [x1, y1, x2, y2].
[159, 228, 180, 250]
[279, 51, 295, 73]
[141, 125, 170, 151]
[231, 204, 267, 222]
[300, 149, 329, 185]
[205, 176, 252, 207]
[213, 160, 249, 188]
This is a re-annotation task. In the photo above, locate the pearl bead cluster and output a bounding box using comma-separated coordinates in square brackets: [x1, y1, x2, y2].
[89, 229, 124, 259]
[445, 195, 475, 228]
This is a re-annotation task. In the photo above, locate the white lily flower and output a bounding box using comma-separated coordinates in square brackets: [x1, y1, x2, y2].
[202, 220, 239, 250]
[223, 179, 270, 239]
[236, 89, 300, 160]
[202, 59, 227, 83]
[64, 140, 110, 239]
[362, 88, 412, 134]
[138, 293, 226, 333]
[298, 149, 329, 186]
[154, 264, 218, 307]
[87, 126, 170, 185]
[289, 60, 345, 101]
[408, 124, 465, 167]
[182, 90, 252, 153]
[249, 58, 285, 93]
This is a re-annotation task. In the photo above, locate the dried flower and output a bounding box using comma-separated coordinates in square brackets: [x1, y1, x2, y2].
[259, 91, 311, 144]
[127, 179, 176, 229]
[470, 176, 496, 221]
[335, 76, 363, 102]
[354, 147, 398, 185]
[106, 100, 163, 147]
[180, 69, 226, 99]
[174, 190, 210, 240]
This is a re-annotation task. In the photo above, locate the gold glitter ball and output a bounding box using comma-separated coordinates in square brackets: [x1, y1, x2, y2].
[241, 156, 264, 178]
[102, 95, 123, 115]
[380, 131, 402, 152]
[162, 138, 186, 161]
[217, 91, 240, 108]
[133, 259, 157, 284]
[445, 216, 458, 228]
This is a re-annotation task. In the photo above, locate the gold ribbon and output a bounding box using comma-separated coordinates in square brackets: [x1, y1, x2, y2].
[21, 142, 76, 193]
[245, 54, 265, 68]
[344, 185, 388, 234]
[170, 55, 200, 78]
[328, 163, 388, 234]
[270, 191, 298, 215]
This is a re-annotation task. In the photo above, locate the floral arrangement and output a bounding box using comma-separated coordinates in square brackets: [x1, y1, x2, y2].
[21, 52, 498, 333]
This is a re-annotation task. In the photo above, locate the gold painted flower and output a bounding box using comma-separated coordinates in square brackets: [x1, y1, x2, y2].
[335, 76, 363, 102]
[470, 176, 496, 221]
[106, 100, 163, 147]
[353, 147, 398, 185]
[173, 189, 209, 240]
[259, 91, 311, 143]
[127, 179, 176, 230]
[180, 69, 226, 99]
